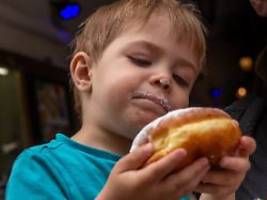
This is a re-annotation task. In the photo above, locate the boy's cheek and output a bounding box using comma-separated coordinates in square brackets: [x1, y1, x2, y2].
[171, 94, 189, 110]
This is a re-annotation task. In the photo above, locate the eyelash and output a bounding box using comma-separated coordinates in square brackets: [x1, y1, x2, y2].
[128, 55, 189, 87]
[172, 74, 189, 87]
[127, 56, 152, 67]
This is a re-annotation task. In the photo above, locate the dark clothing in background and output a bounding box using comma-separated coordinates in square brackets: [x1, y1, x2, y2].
[225, 95, 267, 200]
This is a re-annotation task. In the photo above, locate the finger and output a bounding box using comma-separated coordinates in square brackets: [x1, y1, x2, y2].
[219, 156, 251, 172]
[195, 183, 233, 196]
[201, 170, 236, 186]
[115, 143, 154, 173]
[235, 136, 256, 157]
[141, 148, 187, 181]
[165, 157, 210, 189]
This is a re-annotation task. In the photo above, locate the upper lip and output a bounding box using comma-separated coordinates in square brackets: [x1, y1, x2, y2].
[131, 91, 172, 113]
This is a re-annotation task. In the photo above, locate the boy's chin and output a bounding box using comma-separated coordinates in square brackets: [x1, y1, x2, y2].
[136, 108, 166, 121]
[116, 110, 166, 140]
[129, 115, 162, 138]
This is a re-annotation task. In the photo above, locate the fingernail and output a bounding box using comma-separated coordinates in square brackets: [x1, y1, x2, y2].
[204, 163, 210, 171]
[143, 143, 153, 153]
[173, 148, 187, 157]
[200, 158, 209, 167]
[220, 161, 227, 168]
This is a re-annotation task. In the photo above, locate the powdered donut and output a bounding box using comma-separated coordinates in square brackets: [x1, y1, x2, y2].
[130, 107, 242, 167]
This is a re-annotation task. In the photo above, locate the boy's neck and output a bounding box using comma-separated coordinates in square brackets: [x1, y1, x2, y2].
[71, 125, 132, 156]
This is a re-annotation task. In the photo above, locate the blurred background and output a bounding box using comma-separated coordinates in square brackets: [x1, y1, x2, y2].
[0, 0, 266, 198]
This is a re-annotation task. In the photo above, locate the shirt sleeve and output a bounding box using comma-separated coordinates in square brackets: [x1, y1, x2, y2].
[5, 149, 69, 200]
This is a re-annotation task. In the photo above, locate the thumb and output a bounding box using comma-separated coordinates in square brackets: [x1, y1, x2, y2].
[115, 143, 154, 173]
[235, 136, 256, 157]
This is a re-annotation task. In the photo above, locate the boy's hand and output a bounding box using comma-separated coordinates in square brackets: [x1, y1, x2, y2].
[97, 143, 210, 200]
[197, 136, 256, 200]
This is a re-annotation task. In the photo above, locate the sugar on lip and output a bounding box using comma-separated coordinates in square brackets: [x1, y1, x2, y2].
[131, 91, 172, 112]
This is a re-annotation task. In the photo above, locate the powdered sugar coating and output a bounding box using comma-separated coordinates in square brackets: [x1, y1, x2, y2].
[130, 107, 230, 152]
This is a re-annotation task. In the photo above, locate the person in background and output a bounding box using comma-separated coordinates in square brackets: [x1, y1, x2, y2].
[225, 1, 267, 199]
[250, 0, 267, 17]
[5, 0, 255, 199]
[225, 46, 267, 200]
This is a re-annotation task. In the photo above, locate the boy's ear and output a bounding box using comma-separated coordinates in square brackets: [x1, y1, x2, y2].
[70, 52, 93, 92]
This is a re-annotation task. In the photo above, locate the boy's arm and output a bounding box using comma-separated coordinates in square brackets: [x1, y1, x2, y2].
[96, 144, 210, 200]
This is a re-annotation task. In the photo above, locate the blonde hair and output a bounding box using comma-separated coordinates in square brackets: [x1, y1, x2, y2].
[70, 0, 207, 116]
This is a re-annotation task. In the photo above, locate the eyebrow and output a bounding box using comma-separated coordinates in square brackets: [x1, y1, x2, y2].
[124, 40, 163, 55]
[175, 57, 198, 75]
[125, 40, 198, 74]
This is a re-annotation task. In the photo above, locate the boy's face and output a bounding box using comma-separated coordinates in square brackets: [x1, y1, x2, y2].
[87, 14, 201, 139]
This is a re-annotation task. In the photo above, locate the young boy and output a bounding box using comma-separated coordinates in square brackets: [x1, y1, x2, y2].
[6, 0, 255, 199]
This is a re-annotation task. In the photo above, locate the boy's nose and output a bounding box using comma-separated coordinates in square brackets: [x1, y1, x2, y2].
[151, 76, 172, 90]
[159, 78, 171, 90]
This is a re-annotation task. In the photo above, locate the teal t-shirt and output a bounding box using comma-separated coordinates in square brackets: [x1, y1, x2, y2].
[5, 133, 121, 200]
[6, 133, 192, 200]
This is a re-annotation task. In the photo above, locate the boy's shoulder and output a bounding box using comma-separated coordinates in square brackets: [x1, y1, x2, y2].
[16, 134, 65, 161]
[16, 133, 121, 163]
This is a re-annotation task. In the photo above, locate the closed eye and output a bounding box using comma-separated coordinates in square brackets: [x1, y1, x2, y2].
[127, 56, 152, 67]
[173, 74, 189, 87]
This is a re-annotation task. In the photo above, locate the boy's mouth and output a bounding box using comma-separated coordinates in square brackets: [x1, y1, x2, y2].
[131, 91, 172, 113]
